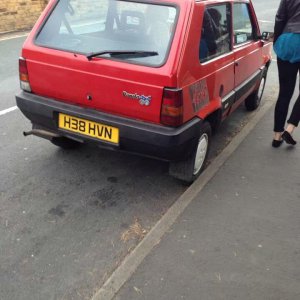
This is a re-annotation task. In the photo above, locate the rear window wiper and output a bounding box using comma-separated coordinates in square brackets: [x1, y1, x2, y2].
[86, 50, 158, 61]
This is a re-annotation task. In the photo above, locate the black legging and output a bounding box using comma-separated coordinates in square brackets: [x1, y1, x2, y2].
[274, 58, 300, 132]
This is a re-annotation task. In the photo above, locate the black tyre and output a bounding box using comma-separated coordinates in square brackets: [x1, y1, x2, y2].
[245, 72, 267, 111]
[169, 121, 211, 184]
[51, 137, 81, 150]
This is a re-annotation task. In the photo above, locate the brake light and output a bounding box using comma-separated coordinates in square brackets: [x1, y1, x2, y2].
[160, 88, 183, 126]
[19, 57, 31, 92]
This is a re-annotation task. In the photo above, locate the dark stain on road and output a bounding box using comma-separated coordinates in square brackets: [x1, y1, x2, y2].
[107, 176, 118, 183]
[48, 204, 68, 217]
[89, 186, 120, 209]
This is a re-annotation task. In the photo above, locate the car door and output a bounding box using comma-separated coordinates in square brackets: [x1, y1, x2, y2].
[196, 2, 235, 119]
[232, 1, 263, 108]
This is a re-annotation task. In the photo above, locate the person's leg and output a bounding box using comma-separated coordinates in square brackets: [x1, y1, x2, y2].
[282, 94, 300, 145]
[286, 123, 296, 134]
[287, 80, 300, 129]
[281, 63, 300, 145]
[274, 59, 299, 136]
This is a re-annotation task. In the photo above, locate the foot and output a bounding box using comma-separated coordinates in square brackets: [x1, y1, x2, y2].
[272, 132, 283, 148]
[282, 131, 297, 145]
[272, 139, 283, 148]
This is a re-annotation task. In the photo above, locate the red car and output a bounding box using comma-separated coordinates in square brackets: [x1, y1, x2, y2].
[16, 0, 272, 182]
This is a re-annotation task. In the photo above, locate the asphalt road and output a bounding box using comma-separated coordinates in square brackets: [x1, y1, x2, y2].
[0, 1, 280, 299]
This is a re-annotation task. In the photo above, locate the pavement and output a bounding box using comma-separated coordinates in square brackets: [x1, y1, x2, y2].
[93, 102, 300, 300]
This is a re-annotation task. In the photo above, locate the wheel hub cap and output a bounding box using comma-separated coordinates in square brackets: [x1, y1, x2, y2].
[193, 133, 208, 175]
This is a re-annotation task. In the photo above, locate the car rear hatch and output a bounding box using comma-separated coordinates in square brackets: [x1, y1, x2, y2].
[22, 0, 182, 124]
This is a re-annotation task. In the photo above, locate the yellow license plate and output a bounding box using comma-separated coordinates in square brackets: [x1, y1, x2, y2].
[58, 113, 119, 144]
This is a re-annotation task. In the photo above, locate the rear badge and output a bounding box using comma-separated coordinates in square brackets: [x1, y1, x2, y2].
[123, 91, 152, 106]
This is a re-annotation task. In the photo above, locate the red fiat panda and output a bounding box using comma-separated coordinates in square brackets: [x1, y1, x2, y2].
[16, 0, 272, 183]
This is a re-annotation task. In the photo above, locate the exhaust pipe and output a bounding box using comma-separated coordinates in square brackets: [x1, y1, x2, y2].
[23, 129, 61, 139]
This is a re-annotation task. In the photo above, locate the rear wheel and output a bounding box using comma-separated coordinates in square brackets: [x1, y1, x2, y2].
[51, 137, 81, 150]
[245, 71, 267, 111]
[169, 121, 211, 184]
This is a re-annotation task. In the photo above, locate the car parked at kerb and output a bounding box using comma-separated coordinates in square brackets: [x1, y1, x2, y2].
[16, 0, 272, 183]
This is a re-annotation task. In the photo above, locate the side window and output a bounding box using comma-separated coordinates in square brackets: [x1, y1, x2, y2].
[199, 4, 231, 63]
[233, 3, 254, 45]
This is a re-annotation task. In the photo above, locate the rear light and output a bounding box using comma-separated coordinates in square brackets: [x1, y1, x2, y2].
[19, 57, 31, 92]
[160, 88, 183, 126]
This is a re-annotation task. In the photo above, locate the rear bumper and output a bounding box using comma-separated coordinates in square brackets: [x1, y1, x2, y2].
[16, 92, 202, 161]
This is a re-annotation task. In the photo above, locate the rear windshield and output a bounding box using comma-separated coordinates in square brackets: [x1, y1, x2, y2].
[35, 0, 177, 66]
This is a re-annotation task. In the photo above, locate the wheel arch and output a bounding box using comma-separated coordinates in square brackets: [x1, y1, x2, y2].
[205, 108, 222, 133]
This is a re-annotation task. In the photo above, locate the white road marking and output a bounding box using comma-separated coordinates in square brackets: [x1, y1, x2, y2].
[0, 106, 18, 116]
[0, 32, 29, 42]
[259, 20, 274, 24]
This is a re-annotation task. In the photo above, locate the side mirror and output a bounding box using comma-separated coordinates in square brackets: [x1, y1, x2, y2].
[260, 31, 274, 42]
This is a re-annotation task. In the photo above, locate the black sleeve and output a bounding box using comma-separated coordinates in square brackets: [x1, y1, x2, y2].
[274, 0, 287, 43]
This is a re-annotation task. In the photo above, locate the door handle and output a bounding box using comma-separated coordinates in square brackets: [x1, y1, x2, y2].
[235, 62, 239, 67]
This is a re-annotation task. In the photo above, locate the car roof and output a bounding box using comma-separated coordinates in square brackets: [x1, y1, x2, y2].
[196, 0, 250, 2]
[153, 0, 250, 3]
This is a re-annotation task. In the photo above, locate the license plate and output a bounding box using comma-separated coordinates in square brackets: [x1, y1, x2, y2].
[58, 113, 119, 144]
